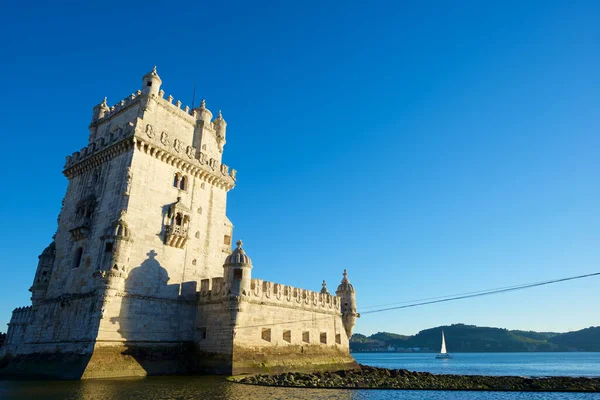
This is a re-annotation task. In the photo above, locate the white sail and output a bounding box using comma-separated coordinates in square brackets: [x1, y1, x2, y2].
[440, 331, 447, 354]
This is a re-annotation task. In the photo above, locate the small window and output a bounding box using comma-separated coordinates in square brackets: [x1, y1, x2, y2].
[42, 271, 48, 276]
[302, 331, 310, 343]
[198, 207, 202, 214]
[173, 174, 179, 188]
[283, 330, 291, 343]
[192, 259, 197, 266]
[261, 328, 271, 342]
[320, 332, 327, 344]
[179, 176, 187, 190]
[195, 231, 200, 239]
[147, 81, 152, 87]
[336, 334, 341, 344]
[175, 213, 183, 226]
[233, 269, 243, 280]
[201, 183, 205, 189]
[224, 235, 231, 245]
[104, 242, 113, 253]
[73, 247, 83, 269]
[198, 327, 207, 339]
[202, 144, 207, 150]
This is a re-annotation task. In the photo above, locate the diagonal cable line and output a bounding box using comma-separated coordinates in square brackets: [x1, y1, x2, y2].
[359, 272, 600, 315]
[358, 275, 585, 311]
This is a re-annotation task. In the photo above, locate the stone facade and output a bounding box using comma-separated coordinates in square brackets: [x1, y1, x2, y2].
[0, 68, 359, 379]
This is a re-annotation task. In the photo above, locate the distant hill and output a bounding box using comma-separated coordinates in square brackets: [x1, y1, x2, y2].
[351, 324, 600, 352]
[549, 326, 600, 352]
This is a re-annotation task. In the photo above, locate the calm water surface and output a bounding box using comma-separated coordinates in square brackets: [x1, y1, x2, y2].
[1, 353, 599, 400]
[354, 352, 600, 377]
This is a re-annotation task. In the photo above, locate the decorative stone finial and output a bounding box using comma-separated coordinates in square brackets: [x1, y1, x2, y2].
[200, 99, 206, 108]
[342, 269, 349, 283]
[101, 97, 107, 107]
[321, 280, 329, 294]
[152, 66, 157, 74]
[236, 239, 243, 248]
[217, 110, 223, 118]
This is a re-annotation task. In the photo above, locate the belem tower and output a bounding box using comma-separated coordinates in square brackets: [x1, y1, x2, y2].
[0, 68, 359, 379]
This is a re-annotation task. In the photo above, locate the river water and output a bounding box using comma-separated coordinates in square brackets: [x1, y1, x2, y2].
[0, 353, 598, 400]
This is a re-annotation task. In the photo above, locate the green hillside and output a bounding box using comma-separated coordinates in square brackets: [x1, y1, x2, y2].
[351, 324, 599, 352]
[549, 326, 600, 351]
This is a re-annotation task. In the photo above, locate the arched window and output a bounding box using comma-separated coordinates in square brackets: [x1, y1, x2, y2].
[175, 213, 183, 226]
[179, 176, 187, 190]
[73, 247, 83, 269]
[173, 173, 180, 188]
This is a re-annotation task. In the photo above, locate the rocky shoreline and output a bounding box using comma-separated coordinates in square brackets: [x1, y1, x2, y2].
[236, 365, 600, 392]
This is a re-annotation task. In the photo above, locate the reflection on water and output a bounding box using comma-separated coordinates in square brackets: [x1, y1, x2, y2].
[0, 376, 594, 400]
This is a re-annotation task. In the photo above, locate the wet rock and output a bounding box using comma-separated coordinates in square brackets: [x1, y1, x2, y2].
[237, 365, 600, 392]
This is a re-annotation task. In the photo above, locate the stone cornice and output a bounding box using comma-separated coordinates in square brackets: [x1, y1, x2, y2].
[113, 291, 197, 306]
[133, 135, 236, 191]
[63, 133, 135, 179]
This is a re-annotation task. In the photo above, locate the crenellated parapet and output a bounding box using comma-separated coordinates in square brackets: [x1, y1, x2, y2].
[133, 135, 237, 190]
[92, 91, 144, 124]
[9, 306, 34, 326]
[64, 122, 136, 179]
[64, 119, 238, 188]
[197, 277, 341, 314]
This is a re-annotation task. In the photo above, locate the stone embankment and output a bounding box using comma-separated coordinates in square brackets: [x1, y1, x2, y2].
[236, 365, 600, 392]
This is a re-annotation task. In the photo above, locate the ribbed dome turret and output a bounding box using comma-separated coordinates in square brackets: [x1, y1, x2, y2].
[105, 217, 130, 238]
[224, 240, 252, 266]
[194, 99, 213, 122]
[336, 269, 355, 293]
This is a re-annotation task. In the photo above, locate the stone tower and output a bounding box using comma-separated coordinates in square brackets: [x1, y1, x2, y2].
[336, 269, 359, 338]
[1, 67, 237, 378]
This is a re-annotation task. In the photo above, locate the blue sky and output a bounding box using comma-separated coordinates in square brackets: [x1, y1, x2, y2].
[0, 1, 598, 336]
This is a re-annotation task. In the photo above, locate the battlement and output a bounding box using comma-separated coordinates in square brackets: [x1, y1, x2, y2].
[95, 90, 199, 126]
[63, 120, 237, 187]
[156, 90, 196, 122]
[9, 306, 34, 326]
[94, 91, 143, 123]
[198, 278, 341, 313]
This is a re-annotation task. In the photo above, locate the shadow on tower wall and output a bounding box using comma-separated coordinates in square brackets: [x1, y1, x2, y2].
[105, 249, 198, 377]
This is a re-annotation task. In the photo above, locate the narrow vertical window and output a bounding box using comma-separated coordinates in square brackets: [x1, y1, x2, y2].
[173, 174, 179, 188]
[179, 176, 187, 190]
[73, 247, 83, 269]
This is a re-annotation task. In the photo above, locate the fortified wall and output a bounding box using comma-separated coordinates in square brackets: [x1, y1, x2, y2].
[0, 68, 359, 379]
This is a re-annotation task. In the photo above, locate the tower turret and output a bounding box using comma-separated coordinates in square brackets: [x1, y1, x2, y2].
[214, 110, 227, 152]
[141, 66, 162, 97]
[94, 211, 133, 291]
[223, 240, 252, 297]
[195, 99, 213, 122]
[29, 242, 56, 305]
[336, 269, 359, 338]
[89, 98, 110, 141]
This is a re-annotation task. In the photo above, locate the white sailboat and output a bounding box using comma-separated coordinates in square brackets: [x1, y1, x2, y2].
[435, 330, 453, 359]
